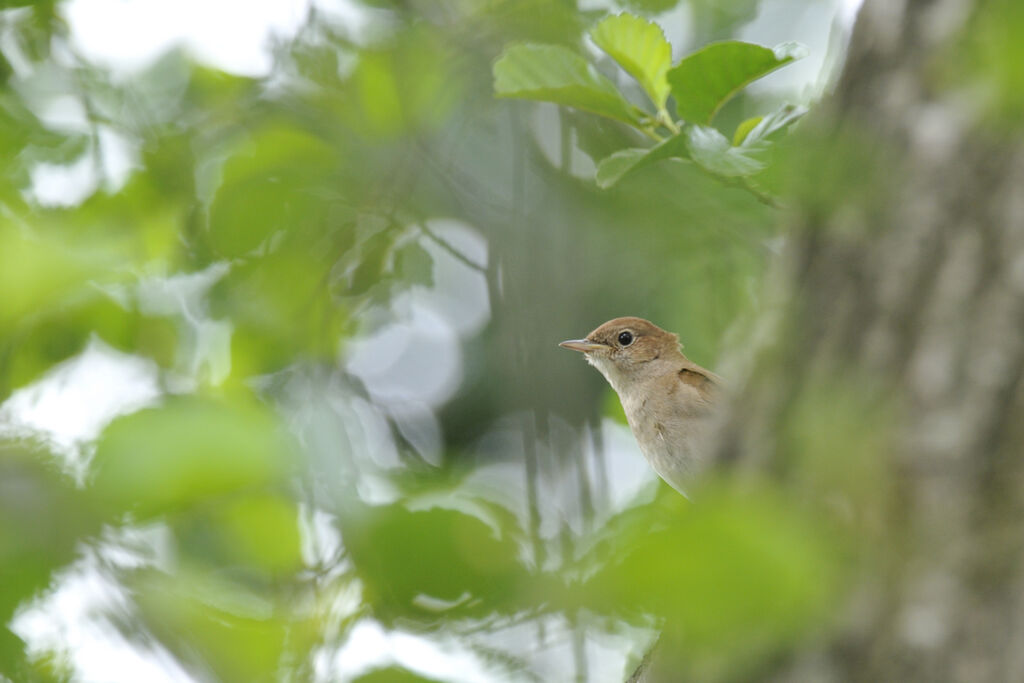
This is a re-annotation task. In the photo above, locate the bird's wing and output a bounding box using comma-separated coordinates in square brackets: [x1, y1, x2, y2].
[677, 363, 721, 406]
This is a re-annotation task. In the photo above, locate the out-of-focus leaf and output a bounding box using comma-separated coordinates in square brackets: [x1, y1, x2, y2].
[7, 296, 177, 394]
[0, 227, 122, 336]
[584, 485, 844, 664]
[595, 130, 689, 188]
[354, 667, 445, 683]
[173, 494, 303, 576]
[342, 502, 527, 622]
[348, 28, 461, 138]
[214, 242, 350, 378]
[92, 397, 292, 517]
[494, 44, 645, 125]
[591, 13, 672, 109]
[952, 0, 1024, 123]
[208, 124, 337, 258]
[396, 240, 434, 288]
[685, 124, 764, 177]
[690, 0, 759, 39]
[134, 569, 313, 683]
[668, 41, 806, 124]
[0, 443, 100, 671]
[617, 0, 681, 14]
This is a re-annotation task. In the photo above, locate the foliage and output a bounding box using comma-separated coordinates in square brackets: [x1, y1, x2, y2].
[494, 13, 807, 194]
[0, 1, 962, 681]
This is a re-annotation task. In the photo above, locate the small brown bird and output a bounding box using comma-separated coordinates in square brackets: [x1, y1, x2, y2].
[560, 317, 722, 496]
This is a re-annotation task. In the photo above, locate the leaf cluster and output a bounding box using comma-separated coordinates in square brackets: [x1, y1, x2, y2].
[494, 13, 807, 194]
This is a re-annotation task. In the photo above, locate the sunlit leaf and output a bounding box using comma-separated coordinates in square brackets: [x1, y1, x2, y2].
[494, 43, 645, 125]
[668, 41, 806, 123]
[591, 13, 672, 109]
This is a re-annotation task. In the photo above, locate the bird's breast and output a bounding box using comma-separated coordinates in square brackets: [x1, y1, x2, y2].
[619, 384, 712, 494]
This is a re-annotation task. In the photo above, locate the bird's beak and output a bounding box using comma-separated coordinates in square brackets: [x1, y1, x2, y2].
[559, 339, 608, 353]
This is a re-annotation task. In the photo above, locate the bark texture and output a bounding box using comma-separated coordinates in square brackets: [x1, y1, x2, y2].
[710, 0, 1024, 680]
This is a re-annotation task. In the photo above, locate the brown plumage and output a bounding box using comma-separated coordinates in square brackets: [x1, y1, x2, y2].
[560, 317, 722, 496]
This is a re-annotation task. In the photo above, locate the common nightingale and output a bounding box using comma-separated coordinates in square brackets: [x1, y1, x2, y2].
[560, 317, 722, 496]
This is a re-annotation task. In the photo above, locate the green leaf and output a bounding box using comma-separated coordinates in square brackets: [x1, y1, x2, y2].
[590, 13, 672, 109]
[595, 131, 690, 188]
[732, 116, 763, 145]
[667, 41, 806, 124]
[493, 43, 644, 125]
[685, 124, 765, 177]
[735, 103, 807, 147]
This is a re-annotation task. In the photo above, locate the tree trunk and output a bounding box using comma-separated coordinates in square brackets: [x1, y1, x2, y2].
[710, 0, 1024, 680]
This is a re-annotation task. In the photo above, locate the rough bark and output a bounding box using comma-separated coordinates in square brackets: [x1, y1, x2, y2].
[708, 0, 1024, 680]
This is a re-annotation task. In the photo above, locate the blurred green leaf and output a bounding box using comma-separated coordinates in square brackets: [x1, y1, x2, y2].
[212, 494, 303, 574]
[354, 667, 444, 683]
[595, 129, 690, 188]
[7, 296, 177, 395]
[954, 0, 1024, 123]
[0, 444, 100, 672]
[396, 240, 434, 288]
[208, 124, 337, 258]
[668, 41, 805, 124]
[585, 484, 844, 665]
[591, 13, 672, 109]
[617, 0, 681, 14]
[135, 568, 312, 683]
[92, 397, 292, 518]
[215, 246, 349, 377]
[494, 44, 645, 125]
[348, 29, 460, 138]
[690, 0, 760, 40]
[0, 227, 118, 336]
[342, 502, 527, 622]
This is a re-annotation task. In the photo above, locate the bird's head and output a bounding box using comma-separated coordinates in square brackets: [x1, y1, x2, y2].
[560, 317, 682, 392]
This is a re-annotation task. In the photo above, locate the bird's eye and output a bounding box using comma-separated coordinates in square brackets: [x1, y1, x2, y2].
[617, 331, 634, 346]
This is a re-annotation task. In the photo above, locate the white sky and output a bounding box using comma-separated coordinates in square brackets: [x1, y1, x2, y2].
[63, 0, 314, 76]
